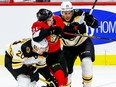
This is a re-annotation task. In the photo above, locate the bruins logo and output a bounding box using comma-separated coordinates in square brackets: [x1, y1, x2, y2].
[26, 47, 30, 53]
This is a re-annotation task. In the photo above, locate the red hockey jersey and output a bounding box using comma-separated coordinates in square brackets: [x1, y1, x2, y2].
[32, 15, 64, 53]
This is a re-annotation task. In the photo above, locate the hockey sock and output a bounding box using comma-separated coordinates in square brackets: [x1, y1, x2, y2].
[81, 57, 93, 87]
[53, 69, 66, 86]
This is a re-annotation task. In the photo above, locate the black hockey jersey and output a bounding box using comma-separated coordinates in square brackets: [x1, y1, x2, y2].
[6, 38, 47, 69]
[60, 9, 98, 46]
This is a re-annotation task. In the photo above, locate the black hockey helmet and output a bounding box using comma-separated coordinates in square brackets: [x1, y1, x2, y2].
[36, 8, 53, 21]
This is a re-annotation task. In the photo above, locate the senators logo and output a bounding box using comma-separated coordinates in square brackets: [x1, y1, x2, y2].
[50, 34, 58, 43]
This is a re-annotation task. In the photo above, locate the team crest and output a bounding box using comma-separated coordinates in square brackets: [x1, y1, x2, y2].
[26, 47, 30, 53]
[50, 34, 58, 43]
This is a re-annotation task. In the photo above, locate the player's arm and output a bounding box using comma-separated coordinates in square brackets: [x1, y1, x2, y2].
[84, 12, 98, 28]
[4, 50, 13, 70]
[50, 16, 65, 36]
[32, 22, 51, 42]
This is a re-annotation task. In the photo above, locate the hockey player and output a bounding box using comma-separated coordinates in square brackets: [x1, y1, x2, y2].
[59, 1, 98, 87]
[5, 38, 58, 87]
[31, 8, 68, 87]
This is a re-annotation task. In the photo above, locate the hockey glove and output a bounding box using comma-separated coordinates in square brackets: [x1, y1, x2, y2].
[84, 12, 98, 27]
[64, 22, 79, 33]
[50, 26, 63, 36]
[78, 23, 86, 34]
[28, 66, 39, 81]
[65, 22, 86, 34]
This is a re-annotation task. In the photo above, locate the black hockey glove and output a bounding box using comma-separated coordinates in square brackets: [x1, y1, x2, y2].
[84, 12, 98, 28]
[68, 22, 79, 27]
[64, 22, 79, 33]
[50, 26, 63, 36]
[65, 22, 86, 34]
[28, 66, 39, 81]
[47, 77, 58, 87]
[69, 22, 79, 31]
[78, 23, 86, 34]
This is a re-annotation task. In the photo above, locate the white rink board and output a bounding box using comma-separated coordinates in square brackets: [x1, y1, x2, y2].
[0, 6, 116, 55]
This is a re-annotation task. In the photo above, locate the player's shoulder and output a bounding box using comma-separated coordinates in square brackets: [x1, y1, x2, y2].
[6, 40, 23, 57]
[6, 38, 32, 57]
[21, 38, 32, 51]
[21, 39, 33, 57]
[9, 38, 31, 52]
[74, 9, 84, 16]
[32, 21, 41, 27]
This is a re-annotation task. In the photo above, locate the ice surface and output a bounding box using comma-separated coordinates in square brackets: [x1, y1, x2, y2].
[0, 66, 116, 87]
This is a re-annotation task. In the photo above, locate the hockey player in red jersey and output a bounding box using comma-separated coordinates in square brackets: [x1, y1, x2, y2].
[32, 9, 68, 87]
[5, 38, 58, 87]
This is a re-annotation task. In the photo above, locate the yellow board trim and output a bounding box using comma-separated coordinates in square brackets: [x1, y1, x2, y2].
[74, 55, 116, 65]
[1, 55, 116, 66]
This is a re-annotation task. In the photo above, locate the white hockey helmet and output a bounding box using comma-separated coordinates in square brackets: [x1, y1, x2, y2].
[60, 1, 73, 12]
[31, 39, 48, 54]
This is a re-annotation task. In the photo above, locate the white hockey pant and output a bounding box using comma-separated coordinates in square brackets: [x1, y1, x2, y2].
[67, 74, 72, 86]
[17, 74, 36, 87]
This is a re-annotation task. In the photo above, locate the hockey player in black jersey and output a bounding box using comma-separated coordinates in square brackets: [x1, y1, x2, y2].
[4, 38, 58, 87]
[59, 1, 98, 87]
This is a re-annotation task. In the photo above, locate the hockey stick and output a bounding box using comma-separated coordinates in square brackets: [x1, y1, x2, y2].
[64, 32, 116, 41]
[89, 0, 98, 15]
[39, 77, 51, 85]
[39, 77, 70, 87]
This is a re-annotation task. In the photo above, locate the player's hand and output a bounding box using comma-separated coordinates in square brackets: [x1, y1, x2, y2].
[28, 66, 39, 81]
[51, 26, 63, 35]
[68, 22, 79, 28]
[78, 23, 86, 34]
[84, 12, 98, 28]
[84, 12, 95, 26]
[64, 22, 79, 33]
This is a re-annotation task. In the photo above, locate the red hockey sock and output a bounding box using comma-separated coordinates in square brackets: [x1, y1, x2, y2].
[53, 70, 65, 86]
[63, 76, 68, 85]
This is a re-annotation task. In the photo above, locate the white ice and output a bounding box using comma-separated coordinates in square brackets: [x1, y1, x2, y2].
[0, 66, 116, 87]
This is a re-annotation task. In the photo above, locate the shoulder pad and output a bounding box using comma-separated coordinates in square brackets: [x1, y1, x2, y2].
[74, 9, 83, 16]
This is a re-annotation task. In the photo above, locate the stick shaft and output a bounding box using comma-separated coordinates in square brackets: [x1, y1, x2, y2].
[64, 32, 116, 41]
[39, 78, 70, 87]
[39, 78, 51, 85]
[89, 0, 98, 15]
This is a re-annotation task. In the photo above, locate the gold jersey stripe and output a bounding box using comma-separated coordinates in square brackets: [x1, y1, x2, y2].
[73, 16, 80, 21]
[12, 58, 23, 63]
[12, 63, 23, 69]
[78, 33, 87, 44]
[60, 39, 66, 46]
[7, 45, 14, 56]
[21, 38, 31, 44]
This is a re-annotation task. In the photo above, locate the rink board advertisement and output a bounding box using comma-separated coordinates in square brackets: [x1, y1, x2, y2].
[0, 4, 116, 65]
